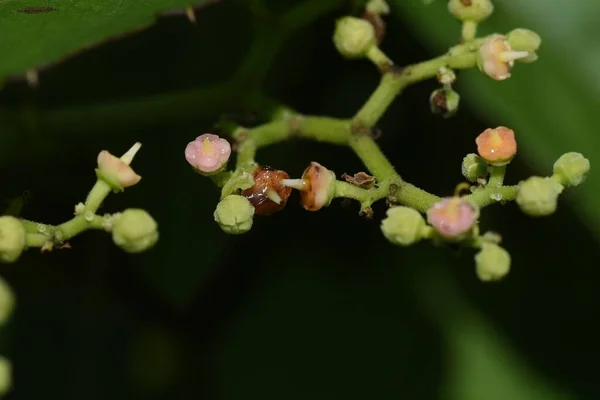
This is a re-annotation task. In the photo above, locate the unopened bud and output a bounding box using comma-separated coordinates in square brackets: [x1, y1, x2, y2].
[0, 216, 26, 263]
[462, 153, 488, 182]
[552, 152, 590, 187]
[112, 209, 159, 253]
[430, 87, 460, 118]
[333, 17, 377, 59]
[381, 206, 430, 246]
[447, 0, 494, 23]
[474, 242, 511, 282]
[0, 277, 15, 326]
[214, 195, 255, 234]
[516, 176, 563, 217]
[506, 28, 542, 53]
[0, 356, 11, 395]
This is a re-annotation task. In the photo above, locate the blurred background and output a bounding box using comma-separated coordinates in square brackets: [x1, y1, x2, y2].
[1, 0, 599, 398]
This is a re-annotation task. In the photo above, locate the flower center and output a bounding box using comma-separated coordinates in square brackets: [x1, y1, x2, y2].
[201, 137, 214, 156]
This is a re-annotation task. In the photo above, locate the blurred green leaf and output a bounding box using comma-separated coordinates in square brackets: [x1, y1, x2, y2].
[0, 0, 217, 80]
[391, 0, 600, 239]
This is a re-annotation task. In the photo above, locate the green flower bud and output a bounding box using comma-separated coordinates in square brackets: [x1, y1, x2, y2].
[430, 87, 460, 118]
[461, 153, 488, 182]
[333, 16, 376, 59]
[112, 209, 159, 253]
[0, 216, 26, 264]
[553, 152, 590, 187]
[0, 277, 15, 326]
[474, 242, 511, 282]
[506, 28, 542, 53]
[381, 206, 429, 246]
[214, 195, 254, 235]
[516, 176, 564, 217]
[447, 0, 494, 23]
[0, 356, 11, 395]
[366, 0, 390, 15]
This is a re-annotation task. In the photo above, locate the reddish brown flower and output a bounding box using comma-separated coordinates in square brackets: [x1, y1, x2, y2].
[282, 162, 336, 211]
[242, 166, 292, 215]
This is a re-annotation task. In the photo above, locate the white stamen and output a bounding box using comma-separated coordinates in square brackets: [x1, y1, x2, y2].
[185, 7, 196, 23]
[281, 178, 309, 191]
[498, 51, 530, 63]
[266, 189, 282, 204]
[120, 142, 142, 165]
[26, 69, 39, 88]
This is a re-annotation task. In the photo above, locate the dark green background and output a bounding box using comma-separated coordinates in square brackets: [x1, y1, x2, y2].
[1, 0, 599, 399]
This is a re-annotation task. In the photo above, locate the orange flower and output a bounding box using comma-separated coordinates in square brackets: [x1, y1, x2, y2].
[475, 126, 517, 166]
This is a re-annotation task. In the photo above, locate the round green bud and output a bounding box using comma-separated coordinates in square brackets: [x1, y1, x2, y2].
[430, 87, 460, 118]
[516, 176, 564, 217]
[0, 216, 26, 264]
[0, 277, 15, 326]
[447, 0, 494, 23]
[381, 206, 428, 246]
[506, 28, 542, 53]
[214, 195, 255, 235]
[474, 242, 511, 282]
[0, 356, 11, 395]
[112, 209, 159, 253]
[366, 0, 390, 15]
[333, 17, 377, 59]
[461, 153, 488, 182]
[553, 152, 590, 187]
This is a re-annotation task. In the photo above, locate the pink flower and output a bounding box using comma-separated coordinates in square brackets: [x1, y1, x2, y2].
[427, 197, 479, 239]
[185, 134, 231, 174]
[96, 142, 142, 190]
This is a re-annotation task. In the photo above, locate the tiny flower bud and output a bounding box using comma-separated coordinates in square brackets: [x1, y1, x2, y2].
[366, 0, 390, 15]
[447, 0, 494, 23]
[282, 162, 336, 211]
[214, 195, 254, 234]
[0, 277, 15, 326]
[96, 142, 142, 191]
[381, 206, 429, 246]
[552, 152, 590, 187]
[475, 126, 517, 166]
[430, 87, 460, 118]
[436, 66, 456, 85]
[474, 242, 511, 282]
[516, 176, 564, 217]
[333, 16, 377, 59]
[112, 209, 159, 253]
[0, 356, 11, 395]
[477, 35, 530, 81]
[185, 133, 231, 175]
[461, 153, 488, 182]
[242, 166, 292, 215]
[0, 216, 26, 263]
[506, 28, 542, 53]
[427, 197, 479, 240]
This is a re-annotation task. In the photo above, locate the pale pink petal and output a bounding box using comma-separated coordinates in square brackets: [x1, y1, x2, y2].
[185, 133, 231, 173]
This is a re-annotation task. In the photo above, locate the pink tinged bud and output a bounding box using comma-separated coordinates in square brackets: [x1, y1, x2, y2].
[96, 142, 142, 190]
[478, 35, 530, 81]
[476, 126, 517, 166]
[185, 133, 231, 174]
[427, 197, 479, 239]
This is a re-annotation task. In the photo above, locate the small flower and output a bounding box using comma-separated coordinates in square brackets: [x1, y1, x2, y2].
[214, 195, 255, 234]
[477, 35, 530, 80]
[553, 152, 590, 187]
[474, 242, 511, 282]
[333, 16, 377, 59]
[112, 209, 159, 253]
[427, 197, 479, 240]
[447, 0, 494, 23]
[475, 126, 517, 166]
[430, 87, 460, 118]
[516, 176, 564, 217]
[381, 206, 431, 246]
[461, 153, 488, 182]
[242, 166, 292, 215]
[0, 277, 15, 326]
[282, 162, 336, 211]
[0, 216, 26, 264]
[96, 142, 142, 191]
[185, 133, 231, 174]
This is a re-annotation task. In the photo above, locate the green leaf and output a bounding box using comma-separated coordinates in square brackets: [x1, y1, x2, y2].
[0, 0, 217, 80]
[391, 0, 600, 239]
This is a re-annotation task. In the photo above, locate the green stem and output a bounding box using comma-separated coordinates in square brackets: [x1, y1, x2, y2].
[461, 20, 478, 42]
[334, 180, 392, 208]
[487, 165, 506, 188]
[24, 214, 107, 248]
[348, 133, 397, 181]
[467, 185, 518, 207]
[84, 180, 112, 214]
[366, 45, 393, 70]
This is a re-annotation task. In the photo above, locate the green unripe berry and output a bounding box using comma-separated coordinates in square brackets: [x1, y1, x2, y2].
[381, 206, 429, 246]
[0, 216, 26, 264]
[506, 28, 542, 53]
[447, 0, 494, 23]
[112, 209, 159, 253]
[553, 152, 590, 187]
[0, 356, 11, 395]
[474, 242, 511, 282]
[214, 195, 255, 235]
[461, 153, 488, 182]
[516, 176, 564, 217]
[333, 17, 377, 59]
